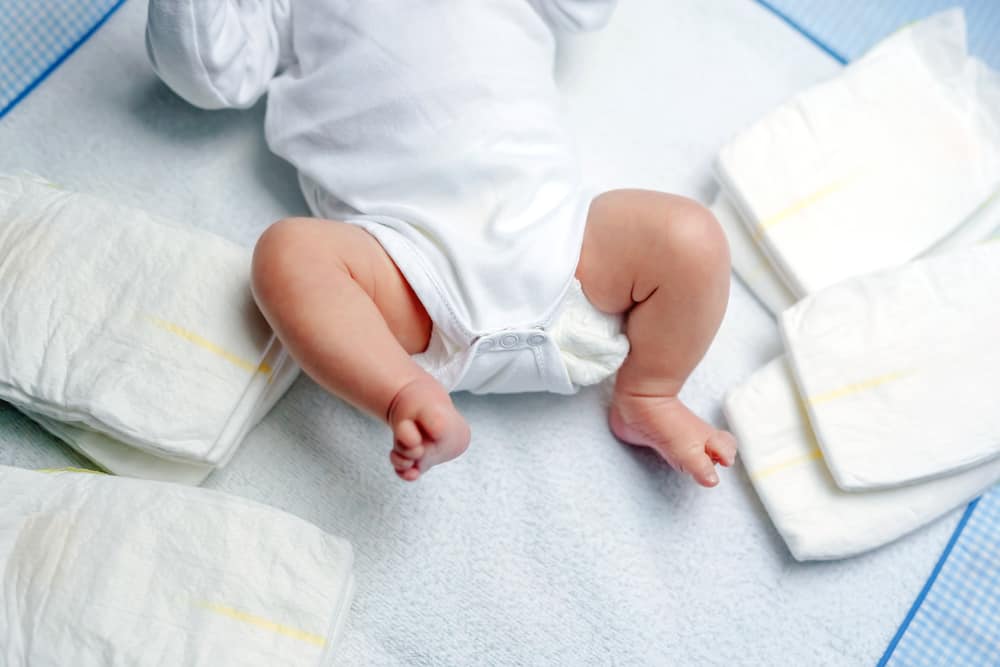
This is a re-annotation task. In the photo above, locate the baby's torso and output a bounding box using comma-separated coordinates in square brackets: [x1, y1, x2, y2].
[265, 1, 591, 343]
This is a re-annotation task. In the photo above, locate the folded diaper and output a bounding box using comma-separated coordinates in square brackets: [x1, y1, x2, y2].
[716, 9, 1000, 302]
[780, 241, 1000, 490]
[725, 357, 1000, 561]
[0, 174, 299, 480]
[710, 193, 796, 315]
[0, 465, 354, 666]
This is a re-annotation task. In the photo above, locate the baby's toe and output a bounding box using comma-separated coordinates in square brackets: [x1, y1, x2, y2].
[390, 450, 418, 472]
[706, 431, 737, 467]
[399, 467, 421, 482]
[394, 419, 424, 450]
[678, 447, 720, 487]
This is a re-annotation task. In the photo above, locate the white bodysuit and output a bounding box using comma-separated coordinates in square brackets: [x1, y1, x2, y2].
[146, 0, 628, 394]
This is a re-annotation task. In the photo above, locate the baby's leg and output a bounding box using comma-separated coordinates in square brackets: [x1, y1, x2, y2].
[576, 190, 737, 487]
[251, 218, 470, 481]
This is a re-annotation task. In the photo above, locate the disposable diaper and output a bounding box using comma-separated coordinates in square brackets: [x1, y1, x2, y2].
[724, 357, 1000, 561]
[0, 466, 354, 666]
[716, 9, 1000, 302]
[780, 241, 1000, 490]
[0, 174, 299, 479]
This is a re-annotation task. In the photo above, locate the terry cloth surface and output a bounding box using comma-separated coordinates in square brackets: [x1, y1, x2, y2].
[756, 0, 1000, 68]
[0, 0, 969, 664]
[880, 487, 1000, 666]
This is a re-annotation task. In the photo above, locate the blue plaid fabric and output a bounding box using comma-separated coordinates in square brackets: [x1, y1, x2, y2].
[0, 0, 125, 118]
[755, 0, 1000, 67]
[879, 488, 1000, 666]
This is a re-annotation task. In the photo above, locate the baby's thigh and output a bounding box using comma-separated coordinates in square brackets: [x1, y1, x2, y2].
[253, 217, 431, 352]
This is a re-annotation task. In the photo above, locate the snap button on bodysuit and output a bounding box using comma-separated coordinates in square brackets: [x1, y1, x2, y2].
[500, 334, 519, 349]
[527, 334, 546, 346]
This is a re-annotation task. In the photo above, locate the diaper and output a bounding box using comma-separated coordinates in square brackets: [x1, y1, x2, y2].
[0, 466, 354, 666]
[780, 241, 1000, 490]
[0, 174, 299, 481]
[413, 278, 630, 394]
[715, 10, 1000, 306]
[724, 357, 1000, 561]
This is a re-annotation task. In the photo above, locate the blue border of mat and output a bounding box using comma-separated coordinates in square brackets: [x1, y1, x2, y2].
[876, 498, 983, 666]
[752, 0, 848, 64]
[0, 0, 128, 120]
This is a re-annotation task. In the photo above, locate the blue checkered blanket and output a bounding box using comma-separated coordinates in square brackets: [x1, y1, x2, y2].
[756, 0, 1000, 67]
[0, 0, 124, 117]
[879, 488, 1000, 666]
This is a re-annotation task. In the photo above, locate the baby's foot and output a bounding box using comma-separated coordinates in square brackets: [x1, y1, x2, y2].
[387, 375, 471, 481]
[609, 392, 737, 487]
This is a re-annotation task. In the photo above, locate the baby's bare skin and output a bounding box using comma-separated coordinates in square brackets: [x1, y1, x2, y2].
[251, 189, 736, 485]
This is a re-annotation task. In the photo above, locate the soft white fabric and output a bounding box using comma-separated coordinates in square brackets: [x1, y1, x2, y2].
[780, 241, 1000, 490]
[0, 465, 354, 666]
[2, 0, 957, 663]
[0, 175, 300, 474]
[147, 0, 623, 395]
[724, 357, 1000, 561]
[716, 10, 1000, 300]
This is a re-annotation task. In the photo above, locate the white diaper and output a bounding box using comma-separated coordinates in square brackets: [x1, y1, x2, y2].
[781, 241, 1000, 490]
[0, 175, 299, 481]
[0, 466, 354, 666]
[716, 10, 1000, 306]
[725, 357, 1000, 561]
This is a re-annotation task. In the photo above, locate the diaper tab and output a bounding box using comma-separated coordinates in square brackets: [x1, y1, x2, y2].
[455, 329, 575, 395]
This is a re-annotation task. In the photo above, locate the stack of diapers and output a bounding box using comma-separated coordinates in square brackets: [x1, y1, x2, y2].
[725, 241, 1000, 561]
[0, 174, 299, 485]
[0, 466, 354, 666]
[712, 9, 1000, 314]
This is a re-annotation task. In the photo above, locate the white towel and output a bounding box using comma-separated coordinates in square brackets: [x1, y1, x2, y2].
[780, 241, 1000, 490]
[0, 465, 354, 666]
[725, 357, 1000, 561]
[0, 174, 299, 481]
[716, 9, 1000, 305]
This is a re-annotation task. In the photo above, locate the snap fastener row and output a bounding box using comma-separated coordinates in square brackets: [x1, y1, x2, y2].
[500, 334, 519, 348]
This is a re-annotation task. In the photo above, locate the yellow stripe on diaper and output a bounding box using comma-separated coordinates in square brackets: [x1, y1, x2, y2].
[147, 317, 272, 376]
[197, 601, 327, 647]
[754, 175, 858, 240]
[748, 446, 823, 482]
[807, 370, 910, 406]
[36, 467, 104, 475]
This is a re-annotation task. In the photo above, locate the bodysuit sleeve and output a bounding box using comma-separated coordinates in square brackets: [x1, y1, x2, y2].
[527, 0, 618, 32]
[145, 0, 293, 110]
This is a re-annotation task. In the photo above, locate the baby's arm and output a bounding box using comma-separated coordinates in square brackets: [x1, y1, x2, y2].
[146, 0, 292, 110]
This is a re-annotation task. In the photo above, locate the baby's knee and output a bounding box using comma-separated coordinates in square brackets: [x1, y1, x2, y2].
[251, 216, 348, 307]
[253, 218, 309, 293]
[654, 198, 731, 278]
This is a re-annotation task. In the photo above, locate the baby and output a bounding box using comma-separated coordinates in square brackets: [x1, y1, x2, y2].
[147, 0, 737, 485]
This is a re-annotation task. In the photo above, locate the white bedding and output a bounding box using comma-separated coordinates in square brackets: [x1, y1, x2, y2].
[0, 0, 963, 663]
